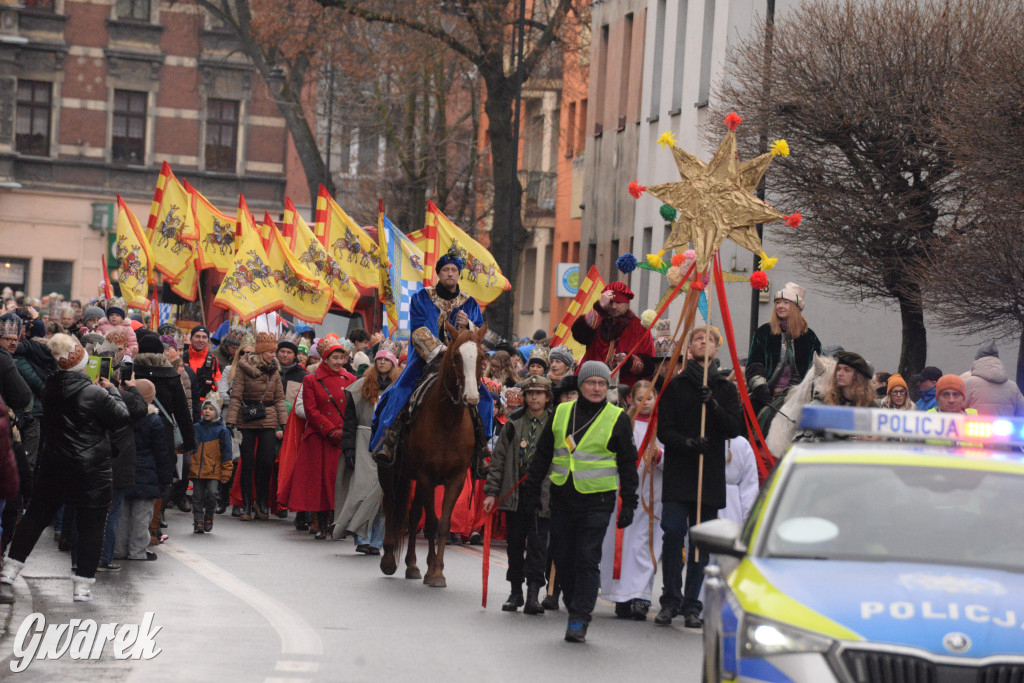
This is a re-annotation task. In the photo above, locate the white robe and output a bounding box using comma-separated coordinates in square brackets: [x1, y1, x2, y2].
[599, 418, 665, 603]
[720, 437, 759, 526]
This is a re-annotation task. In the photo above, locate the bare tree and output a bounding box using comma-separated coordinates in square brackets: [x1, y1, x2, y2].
[915, 2, 1024, 385]
[712, 0, 1012, 378]
[316, 0, 583, 336]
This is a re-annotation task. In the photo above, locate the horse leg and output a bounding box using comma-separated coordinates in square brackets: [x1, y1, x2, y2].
[379, 469, 408, 576]
[404, 484, 423, 580]
[426, 471, 467, 588]
[422, 484, 440, 584]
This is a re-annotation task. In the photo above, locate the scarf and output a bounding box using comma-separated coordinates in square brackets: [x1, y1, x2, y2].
[427, 285, 470, 343]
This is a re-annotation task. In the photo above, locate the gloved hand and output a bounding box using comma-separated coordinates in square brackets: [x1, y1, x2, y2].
[617, 508, 634, 529]
[327, 427, 344, 445]
[343, 448, 356, 471]
[682, 436, 709, 454]
[698, 385, 715, 404]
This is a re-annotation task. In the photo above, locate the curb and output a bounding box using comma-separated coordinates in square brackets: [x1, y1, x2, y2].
[0, 577, 34, 672]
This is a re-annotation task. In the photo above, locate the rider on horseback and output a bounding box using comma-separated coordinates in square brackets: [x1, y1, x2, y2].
[370, 249, 493, 468]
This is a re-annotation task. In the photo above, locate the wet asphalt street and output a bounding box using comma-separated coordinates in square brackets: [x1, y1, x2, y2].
[0, 507, 703, 681]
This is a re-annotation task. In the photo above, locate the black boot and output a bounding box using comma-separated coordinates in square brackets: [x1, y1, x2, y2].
[541, 589, 560, 611]
[257, 499, 270, 520]
[523, 584, 545, 615]
[502, 585, 524, 612]
[204, 514, 213, 533]
[240, 502, 253, 521]
[564, 617, 588, 643]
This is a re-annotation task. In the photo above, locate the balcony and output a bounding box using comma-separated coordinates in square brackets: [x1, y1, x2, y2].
[519, 170, 556, 215]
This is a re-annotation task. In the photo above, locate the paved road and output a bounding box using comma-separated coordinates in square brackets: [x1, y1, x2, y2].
[0, 508, 704, 681]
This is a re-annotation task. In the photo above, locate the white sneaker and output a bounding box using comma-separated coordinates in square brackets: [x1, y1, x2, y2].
[72, 576, 96, 602]
[0, 557, 25, 585]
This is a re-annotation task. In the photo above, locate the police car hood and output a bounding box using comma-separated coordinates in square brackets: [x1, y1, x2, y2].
[752, 558, 1024, 658]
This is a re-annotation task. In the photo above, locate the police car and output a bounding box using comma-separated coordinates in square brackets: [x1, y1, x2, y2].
[692, 405, 1024, 683]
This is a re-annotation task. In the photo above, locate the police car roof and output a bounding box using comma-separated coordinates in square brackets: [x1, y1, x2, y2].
[784, 441, 1024, 473]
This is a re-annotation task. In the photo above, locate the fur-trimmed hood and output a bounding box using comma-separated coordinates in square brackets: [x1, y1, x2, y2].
[132, 352, 171, 368]
[237, 352, 279, 378]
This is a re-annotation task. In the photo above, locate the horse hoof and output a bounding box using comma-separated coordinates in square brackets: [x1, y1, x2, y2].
[425, 575, 446, 588]
[380, 556, 397, 576]
[405, 567, 422, 580]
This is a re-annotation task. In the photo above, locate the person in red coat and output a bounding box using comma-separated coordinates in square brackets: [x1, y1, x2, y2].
[291, 335, 355, 538]
[570, 281, 654, 388]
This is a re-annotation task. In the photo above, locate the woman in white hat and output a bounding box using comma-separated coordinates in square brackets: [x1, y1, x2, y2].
[747, 282, 822, 397]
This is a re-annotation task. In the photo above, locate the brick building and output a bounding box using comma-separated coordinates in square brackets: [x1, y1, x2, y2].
[0, 0, 305, 302]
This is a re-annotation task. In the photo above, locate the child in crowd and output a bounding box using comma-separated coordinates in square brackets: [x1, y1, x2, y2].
[95, 297, 138, 355]
[115, 379, 172, 562]
[190, 397, 234, 534]
[600, 380, 664, 621]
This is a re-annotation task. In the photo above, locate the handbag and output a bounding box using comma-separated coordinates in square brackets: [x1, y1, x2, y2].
[240, 382, 270, 423]
[152, 397, 184, 449]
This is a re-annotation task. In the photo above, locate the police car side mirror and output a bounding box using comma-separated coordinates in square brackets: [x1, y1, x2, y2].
[691, 519, 747, 558]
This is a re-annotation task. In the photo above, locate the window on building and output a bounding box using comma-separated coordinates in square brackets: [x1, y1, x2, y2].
[112, 90, 147, 163]
[520, 248, 537, 314]
[566, 102, 576, 157]
[577, 99, 588, 155]
[649, 0, 666, 118]
[618, 14, 633, 130]
[541, 244, 553, 310]
[117, 0, 151, 21]
[42, 260, 73, 300]
[572, 241, 580, 262]
[24, 0, 56, 11]
[16, 80, 51, 156]
[205, 99, 239, 171]
[671, 0, 689, 114]
[560, 241, 569, 263]
[595, 24, 609, 135]
[0, 258, 29, 293]
[697, 0, 716, 107]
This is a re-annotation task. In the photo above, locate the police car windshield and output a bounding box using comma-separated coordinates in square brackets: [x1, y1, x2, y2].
[763, 463, 1024, 572]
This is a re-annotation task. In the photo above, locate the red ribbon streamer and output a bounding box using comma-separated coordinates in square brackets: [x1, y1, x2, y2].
[481, 472, 528, 608]
[712, 254, 776, 482]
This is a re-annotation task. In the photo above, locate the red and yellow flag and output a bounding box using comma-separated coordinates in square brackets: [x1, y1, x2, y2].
[113, 194, 154, 310]
[550, 265, 605, 360]
[314, 185, 381, 288]
[147, 162, 197, 282]
[284, 197, 359, 313]
[264, 213, 332, 324]
[187, 181, 237, 273]
[169, 253, 199, 302]
[213, 196, 283, 322]
[423, 200, 510, 304]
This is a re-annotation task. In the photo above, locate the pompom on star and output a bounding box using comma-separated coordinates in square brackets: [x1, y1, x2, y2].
[616, 253, 638, 274]
[758, 251, 778, 271]
[671, 252, 686, 267]
[690, 279, 706, 291]
[657, 130, 677, 150]
[659, 203, 678, 222]
[785, 212, 802, 228]
[769, 139, 790, 157]
[724, 112, 743, 131]
[750, 270, 769, 289]
[628, 181, 647, 199]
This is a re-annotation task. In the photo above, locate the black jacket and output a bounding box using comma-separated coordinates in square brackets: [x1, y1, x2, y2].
[110, 387, 148, 490]
[132, 353, 197, 453]
[657, 362, 744, 509]
[747, 323, 822, 389]
[0, 349, 31, 412]
[128, 411, 175, 500]
[523, 396, 639, 513]
[35, 371, 131, 507]
[279, 362, 307, 396]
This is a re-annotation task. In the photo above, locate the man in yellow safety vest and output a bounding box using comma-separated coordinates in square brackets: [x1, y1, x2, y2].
[522, 360, 638, 643]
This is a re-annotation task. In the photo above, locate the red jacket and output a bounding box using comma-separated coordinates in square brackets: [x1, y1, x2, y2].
[571, 303, 655, 387]
[290, 363, 355, 511]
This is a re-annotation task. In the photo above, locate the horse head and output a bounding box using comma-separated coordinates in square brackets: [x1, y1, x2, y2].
[765, 352, 838, 457]
[443, 321, 487, 406]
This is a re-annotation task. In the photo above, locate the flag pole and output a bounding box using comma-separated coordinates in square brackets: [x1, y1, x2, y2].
[694, 262, 715, 563]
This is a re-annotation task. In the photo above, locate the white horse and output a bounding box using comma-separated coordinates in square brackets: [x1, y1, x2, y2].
[765, 354, 836, 458]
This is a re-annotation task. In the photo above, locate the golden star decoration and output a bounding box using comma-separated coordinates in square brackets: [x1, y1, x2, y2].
[644, 123, 788, 274]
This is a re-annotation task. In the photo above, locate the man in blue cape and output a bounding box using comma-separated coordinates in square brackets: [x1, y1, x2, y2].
[371, 250, 493, 464]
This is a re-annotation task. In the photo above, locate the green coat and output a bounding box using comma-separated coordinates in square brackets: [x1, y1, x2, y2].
[748, 323, 822, 388]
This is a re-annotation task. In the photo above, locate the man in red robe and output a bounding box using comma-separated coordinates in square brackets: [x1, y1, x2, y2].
[570, 281, 654, 388]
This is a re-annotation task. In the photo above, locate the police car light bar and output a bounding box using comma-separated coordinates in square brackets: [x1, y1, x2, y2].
[798, 405, 1024, 447]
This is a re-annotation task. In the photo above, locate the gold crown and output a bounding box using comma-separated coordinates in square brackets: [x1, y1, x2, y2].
[105, 328, 128, 344]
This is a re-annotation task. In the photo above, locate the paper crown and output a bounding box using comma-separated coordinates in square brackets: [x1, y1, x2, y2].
[0, 316, 22, 338]
[653, 319, 672, 339]
[106, 297, 127, 315]
[654, 336, 674, 359]
[316, 334, 348, 359]
[104, 328, 128, 345]
[254, 331, 278, 353]
[241, 332, 257, 349]
[528, 346, 548, 366]
[224, 325, 248, 345]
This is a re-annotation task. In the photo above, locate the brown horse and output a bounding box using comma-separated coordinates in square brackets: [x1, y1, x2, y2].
[378, 321, 487, 587]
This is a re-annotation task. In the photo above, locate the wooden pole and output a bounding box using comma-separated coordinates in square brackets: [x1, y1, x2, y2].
[546, 565, 557, 597]
[196, 273, 208, 329]
[694, 265, 715, 562]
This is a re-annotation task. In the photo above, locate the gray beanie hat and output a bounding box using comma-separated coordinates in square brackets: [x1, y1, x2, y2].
[548, 346, 575, 369]
[577, 360, 611, 386]
[83, 305, 105, 323]
[975, 339, 999, 360]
